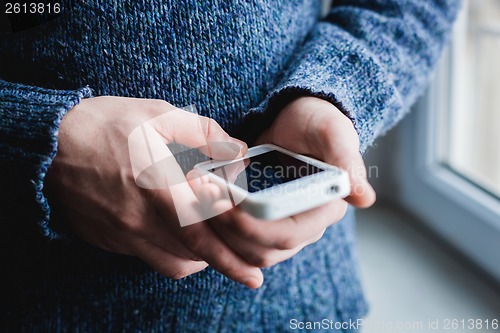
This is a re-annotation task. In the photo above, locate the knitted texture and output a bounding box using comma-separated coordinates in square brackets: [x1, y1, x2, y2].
[0, 81, 92, 238]
[0, 0, 459, 332]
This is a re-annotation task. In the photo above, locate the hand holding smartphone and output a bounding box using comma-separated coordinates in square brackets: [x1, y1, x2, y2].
[195, 144, 350, 220]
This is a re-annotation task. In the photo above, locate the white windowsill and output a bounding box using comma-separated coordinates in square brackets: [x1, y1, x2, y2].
[356, 205, 500, 333]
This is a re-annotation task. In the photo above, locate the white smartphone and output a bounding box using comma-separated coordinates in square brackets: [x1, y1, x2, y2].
[194, 144, 350, 220]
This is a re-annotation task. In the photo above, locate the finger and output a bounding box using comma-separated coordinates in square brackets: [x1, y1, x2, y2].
[187, 158, 250, 192]
[179, 223, 264, 288]
[210, 220, 326, 267]
[67, 205, 204, 264]
[186, 169, 210, 197]
[135, 214, 204, 261]
[196, 183, 222, 202]
[153, 173, 230, 227]
[133, 239, 209, 280]
[210, 199, 348, 250]
[150, 109, 248, 159]
[304, 107, 376, 208]
[345, 169, 376, 208]
[151, 180, 207, 226]
[196, 183, 226, 212]
[71, 187, 203, 261]
[325, 148, 376, 208]
[130, 113, 247, 189]
[187, 170, 234, 217]
[187, 166, 247, 219]
[196, 159, 249, 209]
[213, 158, 250, 184]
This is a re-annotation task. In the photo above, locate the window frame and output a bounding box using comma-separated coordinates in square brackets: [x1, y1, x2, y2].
[394, 4, 500, 282]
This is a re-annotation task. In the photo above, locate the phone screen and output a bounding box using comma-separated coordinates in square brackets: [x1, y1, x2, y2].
[208, 150, 324, 193]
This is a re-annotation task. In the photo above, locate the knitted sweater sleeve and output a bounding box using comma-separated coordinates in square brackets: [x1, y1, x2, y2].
[247, 0, 461, 152]
[0, 79, 92, 239]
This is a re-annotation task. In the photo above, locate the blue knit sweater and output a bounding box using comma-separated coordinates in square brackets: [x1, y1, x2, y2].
[0, 1, 459, 332]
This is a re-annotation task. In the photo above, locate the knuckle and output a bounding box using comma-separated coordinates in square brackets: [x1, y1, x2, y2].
[233, 220, 261, 241]
[123, 219, 142, 234]
[248, 252, 276, 268]
[205, 118, 218, 136]
[111, 212, 144, 234]
[151, 99, 171, 110]
[194, 116, 209, 140]
[310, 120, 336, 154]
[182, 229, 205, 253]
[317, 124, 331, 142]
[311, 230, 326, 244]
[275, 236, 300, 250]
[147, 100, 175, 118]
[203, 117, 225, 141]
[316, 117, 335, 141]
[189, 254, 204, 261]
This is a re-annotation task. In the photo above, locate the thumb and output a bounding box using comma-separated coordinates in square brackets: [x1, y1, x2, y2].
[150, 108, 248, 160]
[333, 150, 376, 208]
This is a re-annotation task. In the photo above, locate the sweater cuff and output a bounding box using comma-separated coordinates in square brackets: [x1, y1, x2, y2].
[244, 23, 404, 153]
[0, 80, 92, 239]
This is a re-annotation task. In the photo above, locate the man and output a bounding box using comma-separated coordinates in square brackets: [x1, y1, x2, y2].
[0, 1, 459, 331]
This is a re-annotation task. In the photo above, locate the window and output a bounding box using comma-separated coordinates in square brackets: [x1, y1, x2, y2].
[394, 0, 500, 282]
[445, 0, 500, 198]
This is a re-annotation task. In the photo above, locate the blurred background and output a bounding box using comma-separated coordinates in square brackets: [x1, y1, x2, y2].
[356, 1, 500, 332]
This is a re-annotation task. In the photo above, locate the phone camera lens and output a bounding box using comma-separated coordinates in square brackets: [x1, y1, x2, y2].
[329, 185, 339, 194]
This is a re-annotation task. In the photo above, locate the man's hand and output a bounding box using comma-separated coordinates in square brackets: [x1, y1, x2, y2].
[47, 96, 374, 289]
[199, 97, 375, 272]
[258, 97, 376, 207]
[45, 96, 264, 288]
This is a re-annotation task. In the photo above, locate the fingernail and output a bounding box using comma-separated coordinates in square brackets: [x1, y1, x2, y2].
[230, 139, 247, 152]
[227, 142, 242, 153]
